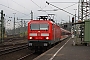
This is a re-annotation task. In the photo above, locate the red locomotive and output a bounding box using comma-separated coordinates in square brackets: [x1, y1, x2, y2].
[27, 16, 70, 51]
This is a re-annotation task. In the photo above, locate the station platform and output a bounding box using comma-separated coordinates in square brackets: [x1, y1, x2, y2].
[34, 37, 90, 60]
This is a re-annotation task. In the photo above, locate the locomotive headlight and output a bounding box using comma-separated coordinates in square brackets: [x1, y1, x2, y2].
[46, 37, 49, 39]
[30, 37, 32, 39]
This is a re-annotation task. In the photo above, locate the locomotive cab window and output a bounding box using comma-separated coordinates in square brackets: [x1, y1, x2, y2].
[30, 24, 39, 30]
[40, 24, 49, 30]
[30, 24, 49, 30]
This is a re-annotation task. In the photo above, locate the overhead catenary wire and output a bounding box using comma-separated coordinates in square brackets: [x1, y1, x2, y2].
[38, 3, 78, 12]
[10, 0, 30, 11]
[6, 0, 33, 18]
[63, 3, 78, 9]
[0, 4, 30, 17]
[30, 0, 59, 20]
[30, 0, 48, 14]
[52, 3, 78, 12]
[30, 0, 43, 10]
[49, 2, 79, 3]
[46, 1, 77, 17]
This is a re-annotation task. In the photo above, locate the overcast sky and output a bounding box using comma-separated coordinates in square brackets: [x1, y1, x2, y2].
[0, 0, 79, 29]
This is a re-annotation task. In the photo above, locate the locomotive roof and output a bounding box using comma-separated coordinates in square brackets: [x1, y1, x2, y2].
[28, 20, 54, 24]
[28, 20, 60, 27]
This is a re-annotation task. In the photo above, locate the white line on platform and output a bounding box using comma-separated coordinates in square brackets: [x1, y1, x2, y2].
[49, 38, 71, 60]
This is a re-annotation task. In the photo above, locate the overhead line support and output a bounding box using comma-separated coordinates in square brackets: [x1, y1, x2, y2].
[46, 1, 77, 17]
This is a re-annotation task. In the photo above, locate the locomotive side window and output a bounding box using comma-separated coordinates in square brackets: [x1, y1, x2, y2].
[30, 24, 49, 30]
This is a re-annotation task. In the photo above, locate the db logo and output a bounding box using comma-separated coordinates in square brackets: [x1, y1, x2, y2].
[37, 33, 40, 36]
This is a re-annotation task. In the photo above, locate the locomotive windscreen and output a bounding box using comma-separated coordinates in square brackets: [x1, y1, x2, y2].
[30, 24, 49, 30]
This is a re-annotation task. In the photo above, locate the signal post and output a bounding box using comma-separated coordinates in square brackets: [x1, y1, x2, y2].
[0, 10, 5, 43]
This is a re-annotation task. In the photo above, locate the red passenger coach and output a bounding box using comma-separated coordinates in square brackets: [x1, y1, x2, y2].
[60, 28, 71, 39]
[27, 16, 61, 50]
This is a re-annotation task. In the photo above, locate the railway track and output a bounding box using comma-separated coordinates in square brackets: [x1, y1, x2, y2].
[17, 37, 71, 60]
[0, 44, 28, 56]
[3, 37, 26, 43]
[0, 45, 41, 60]
[17, 51, 35, 60]
[0, 37, 71, 60]
[17, 51, 44, 60]
[0, 38, 27, 48]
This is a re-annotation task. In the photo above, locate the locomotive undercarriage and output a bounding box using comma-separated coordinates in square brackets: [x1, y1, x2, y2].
[28, 38, 61, 51]
[28, 40, 54, 51]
